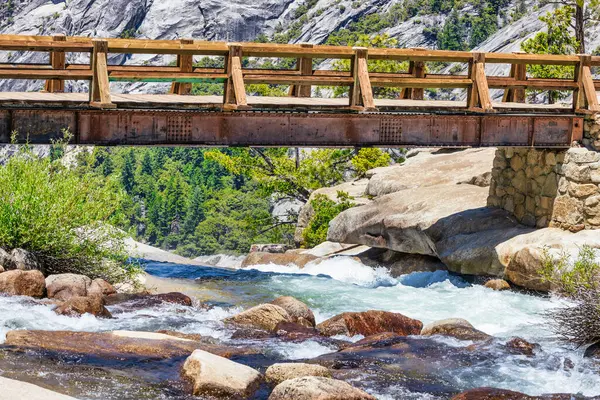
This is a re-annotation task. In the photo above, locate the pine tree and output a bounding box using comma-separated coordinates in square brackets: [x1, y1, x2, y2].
[141, 151, 153, 176]
[121, 150, 136, 194]
[438, 10, 466, 51]
[183, 186, 205, 236]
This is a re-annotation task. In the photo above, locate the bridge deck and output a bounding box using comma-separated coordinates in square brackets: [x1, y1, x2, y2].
[0, 92, 571, 113]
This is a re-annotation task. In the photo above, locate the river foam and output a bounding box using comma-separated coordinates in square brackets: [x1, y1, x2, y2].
[2, 256, 600, 398]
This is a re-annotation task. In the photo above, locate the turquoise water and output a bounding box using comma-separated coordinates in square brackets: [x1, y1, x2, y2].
[1, 256, 599, 399]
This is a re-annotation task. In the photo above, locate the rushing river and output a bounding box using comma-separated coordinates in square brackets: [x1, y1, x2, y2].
[1, 257, 600, 399]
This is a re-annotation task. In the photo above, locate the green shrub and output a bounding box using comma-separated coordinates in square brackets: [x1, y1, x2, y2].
[302, 191, 355, 248]
[352, 148, 391, 178]
[0, 137, 140, 283]
[540, 245, 600, 294]
[540, 246, 600, 346]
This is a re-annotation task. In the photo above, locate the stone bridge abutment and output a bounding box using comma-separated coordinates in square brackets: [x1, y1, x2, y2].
[488, 117, 600, 231]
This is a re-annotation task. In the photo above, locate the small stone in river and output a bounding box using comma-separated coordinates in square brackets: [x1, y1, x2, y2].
[265, 363, 331, 386]
[317, 310, 423, 337]
[268, 376, 375, 400]
[484, 279, 511, 291]
[421, 318, 491, 341]
[88, 278, 116, 297]
[54, 295, 112, 318]
[271, 296, 316, 327]
[224, 303, 291, 333]
[182, 349, 262, 399]
[450, 387, 534, 399]
[505, 337, 539, 356]
[0, 270, 46, 298]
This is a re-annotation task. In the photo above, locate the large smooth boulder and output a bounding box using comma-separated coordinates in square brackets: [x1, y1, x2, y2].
[46, 274, 92, 300]
[0, 265, 4, 273]
[224, 304, 292, 332]
[181, 349, 262, 399]
[268, 377, 375, 400]
[10, 248, 41, 271]
[0, 377, 78, 400]
[421, 318, 491, 341]
[326, 147, 600, 290]
[242, 252, 321, 269]
[271, 296, 316, 328]
[0, 270, 45, 298]
[317, 310, 422, 337]
[54, 295, 113, 318]
[265, 363, 331, 386]
[365, 148, 497, 197]
[5, 330, 253, 359]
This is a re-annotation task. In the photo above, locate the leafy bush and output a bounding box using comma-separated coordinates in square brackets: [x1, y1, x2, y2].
[541, 246, 600, 346]
[302, 191, 355, 248]
[352, 148, 391, 178]
[0, 138, 139, 283]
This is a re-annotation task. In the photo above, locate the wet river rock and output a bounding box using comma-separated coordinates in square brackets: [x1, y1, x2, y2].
[268, 376, 376, 400]
[224, 303, 292, 333]
[105, 291, 193, 312]
[54, 295, 112, 318]
[241, 251, 321, 269]
[420, 318, 492, 341]
[484, 279, 511, 291]
[270, 296, 316, 328]
[0, 270, 46, 298]
[182, 349, 263, 399]
[317, 310, 423, 337]
[3, 330, 254, 359]
[265, 363, 332, 386]
[450, 388, 598, 399]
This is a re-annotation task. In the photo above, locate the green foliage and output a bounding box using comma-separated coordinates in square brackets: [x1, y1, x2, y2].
[540, 245, 600, 294]
[521, 7, 578, 103]
[352, 148, 392, 178]
[437, 10, 467, 50]
[302, 192, 355, 248]
[0, 140, 138, 284]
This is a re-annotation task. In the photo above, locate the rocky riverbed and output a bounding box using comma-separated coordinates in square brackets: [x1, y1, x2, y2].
[1, 256, 600, 399]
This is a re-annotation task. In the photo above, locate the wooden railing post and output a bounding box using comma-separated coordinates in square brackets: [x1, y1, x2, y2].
[44, 34, 66, 93]
[289, 43, 313, 97]
[90, 39, 115, 108]
[350, 47, 377, 111]
[223, 43, 250, 111]
[401, 48, 425, 100]
[467, 52, 493, 112]
[170, 38, 194, 95]
[573, 54, 599, 113]
[502, 51, 527, 103]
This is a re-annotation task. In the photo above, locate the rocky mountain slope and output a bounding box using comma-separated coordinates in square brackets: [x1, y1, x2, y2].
[1, 0, 596, 94]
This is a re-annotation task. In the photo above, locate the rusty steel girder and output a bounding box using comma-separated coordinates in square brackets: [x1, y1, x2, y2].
[0, 109, 583, 147]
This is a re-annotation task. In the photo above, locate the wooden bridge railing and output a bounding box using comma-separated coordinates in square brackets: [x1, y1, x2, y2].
[0, 34, 599, 113]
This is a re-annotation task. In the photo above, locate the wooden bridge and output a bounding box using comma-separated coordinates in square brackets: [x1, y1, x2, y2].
[0, 34, 597, 147]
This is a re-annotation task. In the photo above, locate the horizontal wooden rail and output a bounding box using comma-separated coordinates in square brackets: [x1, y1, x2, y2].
[0, 34, 598, 114]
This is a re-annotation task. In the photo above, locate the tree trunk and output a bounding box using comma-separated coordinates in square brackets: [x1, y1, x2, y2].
[576, 3, 586, 54]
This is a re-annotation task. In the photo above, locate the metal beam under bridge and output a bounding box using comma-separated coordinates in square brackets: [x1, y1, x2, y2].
[0, 109, 584, 147]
